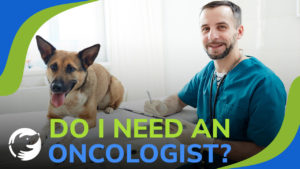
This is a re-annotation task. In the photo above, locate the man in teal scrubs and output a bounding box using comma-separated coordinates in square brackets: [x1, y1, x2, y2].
[144, 0, 286, 167]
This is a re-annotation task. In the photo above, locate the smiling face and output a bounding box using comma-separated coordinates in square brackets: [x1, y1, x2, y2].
[200, 6, 243, 60]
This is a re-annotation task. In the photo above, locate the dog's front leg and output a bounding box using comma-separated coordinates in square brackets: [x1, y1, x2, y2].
[39, 113, 64, 146]
[52, 125, 77, 160]
[54, 110, 97, 158]
[39, 120, 50, 146]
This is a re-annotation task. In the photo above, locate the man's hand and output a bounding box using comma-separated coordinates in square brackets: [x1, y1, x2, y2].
[144, 94, 187, 116]
[169, 119, 213, 145]
[144, 100, 168, 116]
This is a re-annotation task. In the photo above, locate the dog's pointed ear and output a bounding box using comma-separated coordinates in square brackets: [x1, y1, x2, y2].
[78, 44, 100, 70]
[36, 35, 56, 64]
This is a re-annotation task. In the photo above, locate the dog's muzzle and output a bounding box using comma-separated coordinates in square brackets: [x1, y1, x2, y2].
[51, 79, 77, 94]
[51, 79, 66, 93]
[50, 79, 77, 108]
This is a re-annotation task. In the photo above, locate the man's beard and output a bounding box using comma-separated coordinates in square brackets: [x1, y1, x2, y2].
[205, 34, 237, 60]
[205, 44, 233, 60]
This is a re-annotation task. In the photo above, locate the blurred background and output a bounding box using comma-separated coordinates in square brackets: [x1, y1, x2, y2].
[1, 0, 299, 114]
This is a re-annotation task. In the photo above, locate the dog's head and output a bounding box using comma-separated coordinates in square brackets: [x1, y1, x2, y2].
[36, 35, 100, 108]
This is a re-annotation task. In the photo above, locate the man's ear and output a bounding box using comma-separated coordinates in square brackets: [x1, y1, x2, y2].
[36, 35, 56, 64]
[78, 44, 101, 70]
[237, 25, 244, 40]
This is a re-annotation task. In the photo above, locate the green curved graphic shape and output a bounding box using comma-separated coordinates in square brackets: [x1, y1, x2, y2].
[0, 0, 97, 96]
[220, 76, 300, 169]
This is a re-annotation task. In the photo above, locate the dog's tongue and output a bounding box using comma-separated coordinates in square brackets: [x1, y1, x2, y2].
[51, 93, 65, 107]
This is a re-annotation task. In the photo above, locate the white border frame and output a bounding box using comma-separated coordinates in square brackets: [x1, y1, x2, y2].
[297, 0, 300, 17]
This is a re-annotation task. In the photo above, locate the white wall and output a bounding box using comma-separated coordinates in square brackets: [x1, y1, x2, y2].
[235, 0, 300, 92]
[105, 0, 165, 101]
[162, 0, 211, 95]
[0, 72, 49, 114]
[163, 0, 300, 95]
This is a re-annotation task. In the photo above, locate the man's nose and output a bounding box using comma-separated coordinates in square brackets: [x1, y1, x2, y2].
[208, 29, 219, 40]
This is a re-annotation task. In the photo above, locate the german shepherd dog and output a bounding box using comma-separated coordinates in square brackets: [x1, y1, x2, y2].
[35, 36, 124, 147]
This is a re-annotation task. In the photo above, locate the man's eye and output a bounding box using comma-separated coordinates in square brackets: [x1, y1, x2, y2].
[66, 64, 76, 73]
[202, 27, 210, 32]
[218, 25, 227, 30]
[50, 63, 58, 72]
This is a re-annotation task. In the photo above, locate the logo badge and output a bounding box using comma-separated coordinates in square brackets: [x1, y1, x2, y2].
[8, 128, 41, 161]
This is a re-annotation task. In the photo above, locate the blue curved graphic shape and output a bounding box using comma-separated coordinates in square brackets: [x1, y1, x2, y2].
[0, 0, 87, 76]
[239, 127, 299, 169]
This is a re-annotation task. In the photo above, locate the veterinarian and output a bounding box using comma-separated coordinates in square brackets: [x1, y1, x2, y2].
[144, 1, 286, 168]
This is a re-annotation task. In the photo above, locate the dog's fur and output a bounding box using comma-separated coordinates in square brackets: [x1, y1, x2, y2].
[36, 35, 124, 145]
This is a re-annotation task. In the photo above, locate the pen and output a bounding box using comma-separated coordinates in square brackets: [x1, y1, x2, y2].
[146, 90, 152, 104]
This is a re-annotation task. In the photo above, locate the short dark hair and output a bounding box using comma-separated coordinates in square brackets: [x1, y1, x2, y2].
[201, 1, 242, 27]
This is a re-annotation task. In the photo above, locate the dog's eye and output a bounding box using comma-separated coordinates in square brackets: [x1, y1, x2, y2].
[50, 63, 58, 72]
[66, 64, 76, 73]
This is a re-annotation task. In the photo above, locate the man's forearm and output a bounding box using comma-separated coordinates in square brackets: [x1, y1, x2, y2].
[213, 139, 264, 162]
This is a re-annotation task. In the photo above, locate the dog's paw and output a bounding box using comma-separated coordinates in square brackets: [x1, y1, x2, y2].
[104, 107, 114, 114]
[40, 133, 49, 146]
[52, 147, 66, 166]
[53, 147, 63, 159]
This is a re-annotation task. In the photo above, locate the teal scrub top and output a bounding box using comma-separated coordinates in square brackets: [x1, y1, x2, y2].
[178, 56, 286, 147]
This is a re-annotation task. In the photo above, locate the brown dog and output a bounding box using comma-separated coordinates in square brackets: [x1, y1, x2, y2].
[36, 35, 124, 145]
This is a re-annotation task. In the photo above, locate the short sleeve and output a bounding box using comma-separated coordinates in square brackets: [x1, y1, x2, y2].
[178, 71, 203, 108]
[247, 75, 287, 147]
